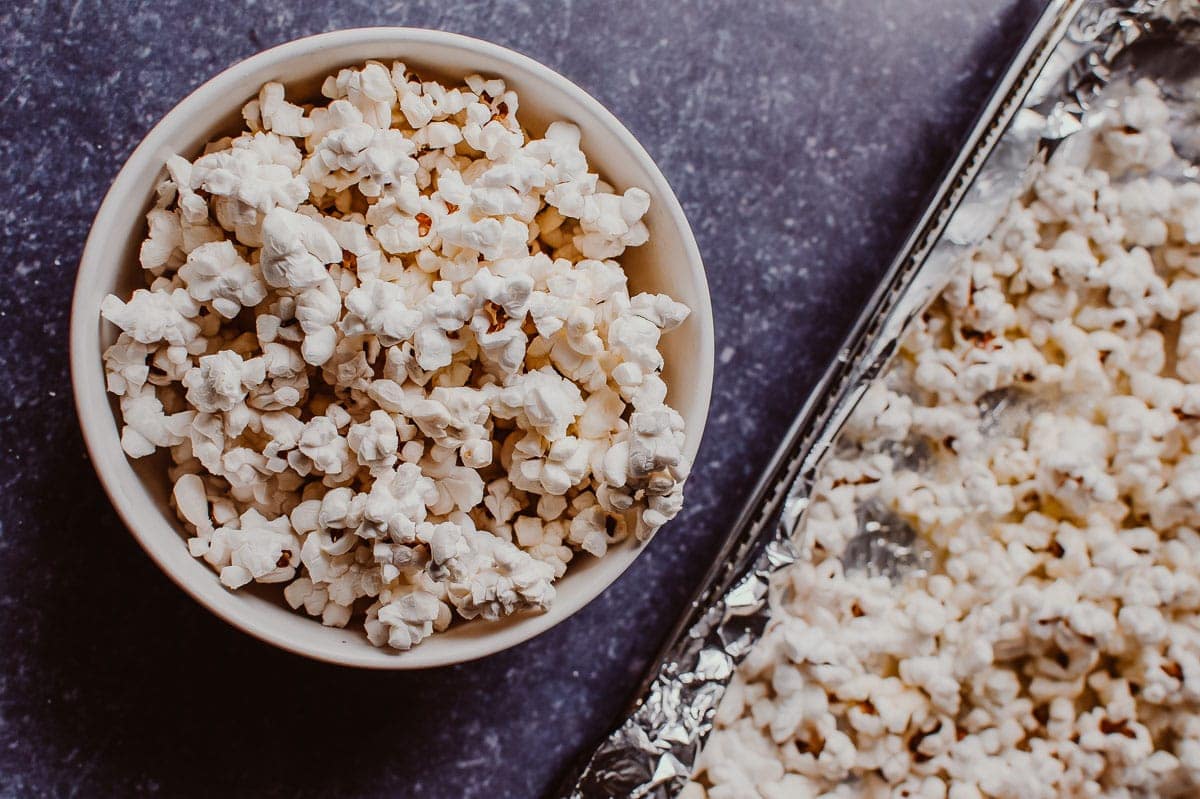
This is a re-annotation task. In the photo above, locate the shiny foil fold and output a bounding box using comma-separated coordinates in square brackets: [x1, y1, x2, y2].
[561, 1, 1200, 797]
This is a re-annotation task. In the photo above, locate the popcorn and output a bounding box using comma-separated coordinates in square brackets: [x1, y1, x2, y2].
[99, 64, 693, 651]
[100, 287, 200, 346]
[253, 81, 314, 139]
[102, 335, 153, 396]
[118, 386, 194, 458]
[322, 62, 396, 129]
[259, 207, 342, 290]
[341, 277, 422, 345]
[492, 367, 586, 441]
[369, 586, 444, 650]
[189, 132, 308, 245]
[178, 240, 268, 318]
[294, 279, 342, 366]
[139, 208, 185, 273]
[692, 83, 1200, 797]
[210, 509, 300, 589]
[290, 413, 355, 479]
[574, 187, 652, 259]
[346, 409, 400, 475]
[439, 525, 557, 620]
[182, 350, 264, 414]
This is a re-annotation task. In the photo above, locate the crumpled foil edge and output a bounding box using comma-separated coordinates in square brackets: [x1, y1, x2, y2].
[560, 1, 1200, 797]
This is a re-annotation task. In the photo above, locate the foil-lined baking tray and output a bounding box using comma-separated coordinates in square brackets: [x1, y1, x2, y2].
[559, 1, 1200, 796]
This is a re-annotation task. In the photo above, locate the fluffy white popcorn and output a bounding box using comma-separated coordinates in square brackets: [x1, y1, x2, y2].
[368, 585, 445, 650]
[492, 367, 586, 441]
[208, 509, 300, 589]
[118, 386, 194, 458]
[189, 132, 308, 245]
[252, 81, 314, 139]
[341, 277, 422, 345]
[102, 335, 154, 396]
[100, 63, 692, 651]
[573, 187, 652, 259]
[437, 523, 557, 620]
[322, 62, 396, 129]
[693, 83, 1200, 797]
[260, 207, 342, 290]
[100, 287, 200, 346]
[182, 350, 265, 413]
[139, 208, 185, 273]
[178, 240, 268, 318]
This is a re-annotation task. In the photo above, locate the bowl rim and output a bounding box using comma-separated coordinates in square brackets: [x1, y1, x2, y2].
[69, 26, 714, 669]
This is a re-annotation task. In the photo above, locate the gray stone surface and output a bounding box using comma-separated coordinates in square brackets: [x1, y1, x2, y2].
[0, 1, 1046, 796]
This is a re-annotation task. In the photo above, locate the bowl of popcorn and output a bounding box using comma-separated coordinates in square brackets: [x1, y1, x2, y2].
[70, 28, 713, 668]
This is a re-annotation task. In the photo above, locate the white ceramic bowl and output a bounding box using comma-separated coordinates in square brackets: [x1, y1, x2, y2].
[70, 28, 713, 669]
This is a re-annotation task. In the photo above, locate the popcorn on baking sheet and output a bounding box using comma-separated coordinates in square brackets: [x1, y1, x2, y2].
[99, 62, 692, 651]
[691, 80, 1200, 797]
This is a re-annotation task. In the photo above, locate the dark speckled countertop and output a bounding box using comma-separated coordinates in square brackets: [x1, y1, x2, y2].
[0, 2, 1046, 796]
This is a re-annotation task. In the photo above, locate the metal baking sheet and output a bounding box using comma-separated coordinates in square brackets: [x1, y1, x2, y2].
[559, 1, 1200, 796]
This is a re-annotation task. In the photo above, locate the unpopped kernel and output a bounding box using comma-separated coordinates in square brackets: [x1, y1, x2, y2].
[693, 80, 1200, 798]
[101, 62, 691, 650]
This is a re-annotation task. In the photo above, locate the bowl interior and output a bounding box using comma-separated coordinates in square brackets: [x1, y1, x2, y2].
[72, 28, 713, 669]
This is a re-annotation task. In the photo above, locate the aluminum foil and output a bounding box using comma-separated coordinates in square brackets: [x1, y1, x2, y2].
[559, 1, 1200, 797]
